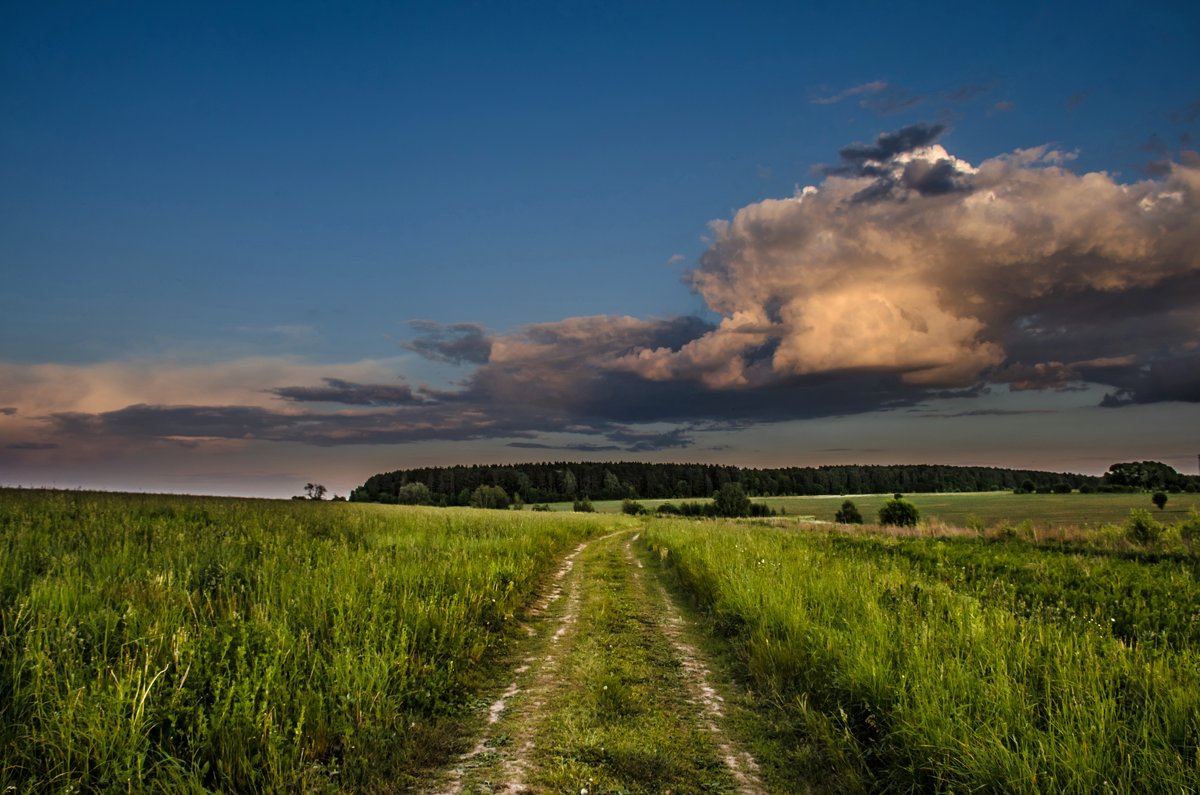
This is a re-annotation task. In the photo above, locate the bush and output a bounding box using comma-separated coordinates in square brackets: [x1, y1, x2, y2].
[469, 485, 510, 510]
[878, 498, 920, 527]
[395, 482, 432, 505]
[1125, 509, 1163, 546]
[656, 502, 681, 515]
[834, 499, 863, 524]
[1179, 509, 1200, 549]
[1052, 482, 1072, 494]
[712, 483, 752, 517]
[1152, 492, 1168, 510]
[621, 499, 648, 516]
[573, 496, 595, 513]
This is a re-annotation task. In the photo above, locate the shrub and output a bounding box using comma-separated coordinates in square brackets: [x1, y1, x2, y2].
[530, 503, 551, 512]
[469, 484, 510, 510]
[656, 503, 680, 515]
[1152, 492, 1168, 510]
[1053, 482, 1072, 494]
[1179, 509, 1200, 549]
[573, 496, 595, 513]
[834, 499, 863, 524]
[1125, 509, 1163, 546]
[621, 499, 648, 516]
[878, 498, 920, 527]
[713, 483, 752, 517]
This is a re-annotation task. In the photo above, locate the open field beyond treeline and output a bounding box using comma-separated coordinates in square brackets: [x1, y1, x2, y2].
[539, 490, 1200, 527]
[2, 488, 1198, 793]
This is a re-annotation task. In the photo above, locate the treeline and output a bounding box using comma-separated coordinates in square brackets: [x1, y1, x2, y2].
[350, 462, 1114, 505]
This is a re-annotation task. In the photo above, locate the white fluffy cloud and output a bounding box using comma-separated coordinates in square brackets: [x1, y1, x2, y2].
[623, 135, 1200, 390]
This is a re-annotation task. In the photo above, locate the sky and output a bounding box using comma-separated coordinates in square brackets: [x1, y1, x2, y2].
[2, 0, 1199, 498]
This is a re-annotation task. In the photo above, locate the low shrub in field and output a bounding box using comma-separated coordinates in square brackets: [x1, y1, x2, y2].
[1179, 509, 1200, 550]
[834, 499, 863, 524]
[621, 499, 648, 516]
[1125, 508, 1163, 545]
[877, 497, 919, 527]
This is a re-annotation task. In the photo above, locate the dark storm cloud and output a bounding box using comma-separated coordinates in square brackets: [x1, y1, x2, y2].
[830, 123, 947, 173]
[0, 407, 17, 416]
[1099, 354, 1200, 407]
[404, 321, 493, 365]
[6, 441, 58, 450]
[271, 378, 420, 406]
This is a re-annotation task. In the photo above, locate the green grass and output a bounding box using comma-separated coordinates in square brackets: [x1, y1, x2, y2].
[760, 491, 1200, 527]
[528, 534, 738, 793]
[0, 489, 615, 792]
[535, 491, 1200, 528]
[642, 520, 1200, 793]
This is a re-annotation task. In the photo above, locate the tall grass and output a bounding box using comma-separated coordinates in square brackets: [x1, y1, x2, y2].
[0, 490, 613, 792]
[643, 521, 1200, 792]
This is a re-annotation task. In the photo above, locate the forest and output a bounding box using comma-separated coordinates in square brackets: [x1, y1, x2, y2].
[348, 461, 1147, 505]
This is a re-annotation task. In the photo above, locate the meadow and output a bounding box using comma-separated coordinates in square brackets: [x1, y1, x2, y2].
[642, 518, 1200, 792]
[0, 490, 615, 792]
[3, 488, 1198, 792]
[542, 490, 1200, 527]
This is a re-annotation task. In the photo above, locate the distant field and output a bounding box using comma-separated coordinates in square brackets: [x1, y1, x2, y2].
[539, 491, 1200, 527]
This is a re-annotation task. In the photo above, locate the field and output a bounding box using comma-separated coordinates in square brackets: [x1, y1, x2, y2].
[540, 490, 1200, 527]
[0, 490, 620, 792]
[3, 488, 1199, 792]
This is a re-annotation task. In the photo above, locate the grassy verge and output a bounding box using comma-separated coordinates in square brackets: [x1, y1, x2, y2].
[643, 519, 1200, 793]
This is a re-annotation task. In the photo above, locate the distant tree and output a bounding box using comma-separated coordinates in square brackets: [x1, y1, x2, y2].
[878, 498, 920, 527]
[1053, 482, 1072, 494]
[1078, 483, 1095, 494]
[893, 493, 903, 500]
[396, 482, 432, 505]
[573, 496, 595, 513]
[469, 485, 510, 510]
[1152, 491, 1168, 510]
[304, 483, 327, 501]
[560, 469, 578, 498]
[1018, 480, 1036, 494]
[713, 482, 753, 517]
[834, 499, 863, 524]
[1105, 461, 1187, 492]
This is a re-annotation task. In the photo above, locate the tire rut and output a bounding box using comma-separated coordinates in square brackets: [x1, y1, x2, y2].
[622, 534, 768, 795]
[423, 531, 620, 795]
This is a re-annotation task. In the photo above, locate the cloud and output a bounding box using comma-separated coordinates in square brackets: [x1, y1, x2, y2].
[6, 441, 58, 450]
[0, 407, 16, 416]
[404, 321, 493, 365]
[813, 80, 890, 105]
[9, 127, 1200, 460]
[812, 81, 922, 115]
[271, 378, 421, 406]
[989, 100, 1015, 114]
[629, 127, 1200, 402]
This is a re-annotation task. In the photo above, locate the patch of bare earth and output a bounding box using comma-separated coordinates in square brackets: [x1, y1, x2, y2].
[623, 534, 768, 795]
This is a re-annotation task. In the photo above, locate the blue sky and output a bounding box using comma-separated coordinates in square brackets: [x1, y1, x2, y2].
[2, 1, 1198, 497]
